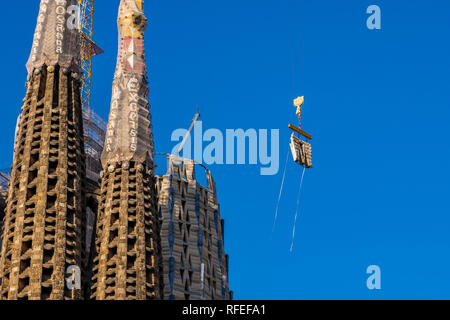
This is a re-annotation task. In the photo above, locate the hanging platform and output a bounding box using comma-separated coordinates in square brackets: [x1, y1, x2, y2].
[290, 134, 313, 168]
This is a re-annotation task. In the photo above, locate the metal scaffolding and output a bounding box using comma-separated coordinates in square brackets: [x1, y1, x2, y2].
[83, 108, 106, 182]
[78, 0, 103, 115]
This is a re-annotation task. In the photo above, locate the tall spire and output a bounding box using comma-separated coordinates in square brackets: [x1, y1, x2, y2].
[26, 0, 81, 74]
[0, 0, 87, 300]
[102, 0, 154, 167]
[90, 0, 163, 300]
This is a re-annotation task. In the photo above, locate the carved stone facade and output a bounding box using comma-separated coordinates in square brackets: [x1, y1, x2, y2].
[156, 156, 231, 300]
[90, 161, 163, 299]
[0, 0, 231, 300]
[0, 0, 86, 300]
[89, 0, 163, 300]
[0, 65, 86, 300]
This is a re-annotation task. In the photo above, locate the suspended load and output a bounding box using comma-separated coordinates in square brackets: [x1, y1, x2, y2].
[272, 96, 314, 251]
[290, 134, 313, 168]
[288, 96, 313, 168]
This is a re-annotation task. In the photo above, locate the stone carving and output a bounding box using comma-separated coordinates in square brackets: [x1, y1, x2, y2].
[102, 0, 154, 166]
[90, 0, 163, 300]
[0, 0, 86, 300]
[156, 156, 232, 300]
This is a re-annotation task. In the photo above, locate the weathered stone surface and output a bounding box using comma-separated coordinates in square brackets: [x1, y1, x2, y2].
[0, 0, 86, 300]
[0, 65, 87, 300]
[90, 162, 163, 299]
[156, 156, 231, 300]
[90, 0, 163, 300]
[26, 0, 81, 74]
[101, 0, 154, 166]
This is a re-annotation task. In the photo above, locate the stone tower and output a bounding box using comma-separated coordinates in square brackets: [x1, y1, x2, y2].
[156, 156, 232, 300]
[0, 0, 87, 300]
[90, 0, 163, 300]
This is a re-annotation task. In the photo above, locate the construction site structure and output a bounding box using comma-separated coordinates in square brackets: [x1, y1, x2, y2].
[76, 0, 103, 275]
[78, 0, 104, 115]
[0, 171, 9, 252]
[83, 108, 106, 185]
[0, 171, 9, 200]
[0, 0, 87, 300]
[82, 108, 106, 285]
[0, 0, 232, 301]
[156, 155, 231, 300]
[89, 0, 163, 300]
[1, 116, 234, 301]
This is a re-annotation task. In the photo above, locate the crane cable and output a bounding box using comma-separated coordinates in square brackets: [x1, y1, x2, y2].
[289, 0, 308, 253]
[290, 166, 306, 252]
[272, 1, 307, 249]
[271, 149, 290, 235]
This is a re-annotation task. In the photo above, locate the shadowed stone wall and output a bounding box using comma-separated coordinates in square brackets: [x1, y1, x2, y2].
[0, 65, 86, 300]
[156, 156, 231, 300]
[89, 0, 163, 300]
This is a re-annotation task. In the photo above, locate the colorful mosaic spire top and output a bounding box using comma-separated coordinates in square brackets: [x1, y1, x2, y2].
[102, 0, 155, 167]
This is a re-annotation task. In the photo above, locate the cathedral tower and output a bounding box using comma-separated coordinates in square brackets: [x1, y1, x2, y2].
[0, 0, 87, 300]
[89, 0, 163, 300]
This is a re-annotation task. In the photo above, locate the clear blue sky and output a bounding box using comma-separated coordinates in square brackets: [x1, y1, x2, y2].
[1, 0, 450, 299]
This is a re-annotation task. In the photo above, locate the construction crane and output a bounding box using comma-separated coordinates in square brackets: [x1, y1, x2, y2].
[176, 109, 201, 157]
[78, 0, 104, 117]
